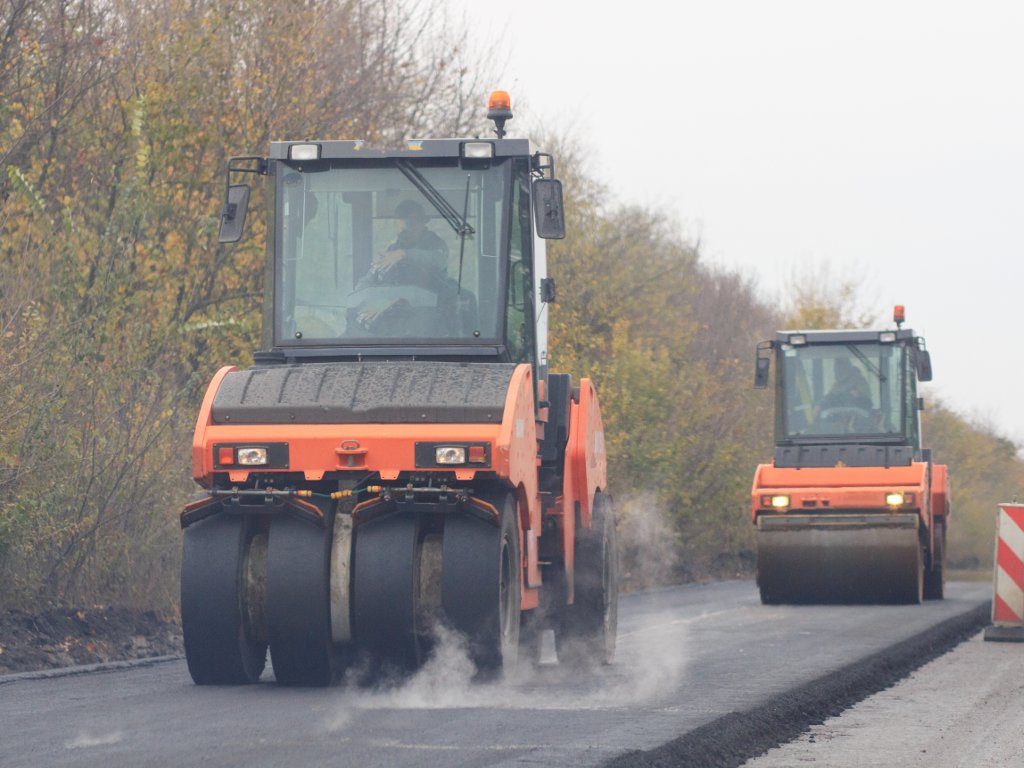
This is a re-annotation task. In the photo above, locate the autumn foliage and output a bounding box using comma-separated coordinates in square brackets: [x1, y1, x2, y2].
[0, 0, 493, 609]
[0, 0, 1013, 611]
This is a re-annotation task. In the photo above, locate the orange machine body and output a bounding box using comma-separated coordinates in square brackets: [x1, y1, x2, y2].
[751, 461, 951, 553]
[190, 364, 607, 611]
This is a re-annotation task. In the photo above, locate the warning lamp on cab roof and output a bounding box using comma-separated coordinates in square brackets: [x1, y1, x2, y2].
[488, 90, 512, 113]
[894, 304, 905, 326]
[487, 90, 513, 139]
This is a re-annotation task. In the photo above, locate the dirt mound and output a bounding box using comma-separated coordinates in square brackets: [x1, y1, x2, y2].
[0, 607, 182, 675]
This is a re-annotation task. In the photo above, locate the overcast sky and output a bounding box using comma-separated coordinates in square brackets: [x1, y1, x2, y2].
[448, 0, 1024, 443]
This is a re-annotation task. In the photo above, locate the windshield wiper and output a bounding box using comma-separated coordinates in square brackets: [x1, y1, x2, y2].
[847, 344, 886, 382]
[457, 174, 471, 295]
[393, 159, 475, 238]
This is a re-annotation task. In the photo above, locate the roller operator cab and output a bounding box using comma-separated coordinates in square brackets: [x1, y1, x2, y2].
[751, 307, 950, 604]
[180, 93, 617, 686]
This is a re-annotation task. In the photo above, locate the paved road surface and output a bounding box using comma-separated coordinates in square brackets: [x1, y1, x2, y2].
[0, 581, 991, 767]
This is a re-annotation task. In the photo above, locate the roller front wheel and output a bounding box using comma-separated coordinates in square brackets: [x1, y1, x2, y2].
[442, 492, 521, 678]
[181, 514, 267, 685]
[352, 513, 425, 672]
[557, 491, 618, 667]
[266, 514, 336, 686]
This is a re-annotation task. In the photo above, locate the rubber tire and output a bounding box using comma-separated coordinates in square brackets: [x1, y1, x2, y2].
[557, 491, 619, 667]
[352, 513, 423, 673]
[924, 521, 946, 600]
[266, 514, 336, 686]
[181, 514, 267, 685]
[442, 491, 521, 679]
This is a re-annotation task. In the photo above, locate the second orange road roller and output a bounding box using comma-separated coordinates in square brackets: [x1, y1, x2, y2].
[179, 92, 617, 686]
[751, 306, 950, 604]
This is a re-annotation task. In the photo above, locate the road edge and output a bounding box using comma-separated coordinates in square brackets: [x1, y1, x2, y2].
[0, 654, 184, 686]
[604, 600, 991, 768]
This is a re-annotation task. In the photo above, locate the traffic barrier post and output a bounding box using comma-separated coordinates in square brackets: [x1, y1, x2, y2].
[985, 502, 1024, 642]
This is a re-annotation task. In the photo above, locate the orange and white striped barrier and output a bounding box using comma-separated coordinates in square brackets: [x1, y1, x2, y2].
[984, 503, 1024, 642]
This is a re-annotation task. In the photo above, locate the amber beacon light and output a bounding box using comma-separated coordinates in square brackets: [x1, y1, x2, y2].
[487, 90, 513, 139]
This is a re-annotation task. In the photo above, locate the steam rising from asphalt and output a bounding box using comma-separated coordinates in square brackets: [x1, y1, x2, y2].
[323, 493, 692, 731]
[616, 492, 684, 589]
[322, 608, 688, 733]
[349, 623, 479, 709]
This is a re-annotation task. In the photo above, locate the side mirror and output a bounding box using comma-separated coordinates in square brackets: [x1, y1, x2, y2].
[914, 340, 933, 382]
[533, 178, 565, 239]
[218, 184, 251, 243]
[754, 341, 773, 389]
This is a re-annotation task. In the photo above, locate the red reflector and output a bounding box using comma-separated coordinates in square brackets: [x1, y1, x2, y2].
[218, 446, 235, 465]
[468, 445, 486, 463]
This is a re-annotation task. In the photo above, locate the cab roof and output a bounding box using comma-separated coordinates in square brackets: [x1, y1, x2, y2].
[269, 138, 534, 161]
[774, 328, 917, 345]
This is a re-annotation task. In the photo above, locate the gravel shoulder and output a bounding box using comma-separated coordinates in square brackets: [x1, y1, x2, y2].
[743, 630, 1024, 768]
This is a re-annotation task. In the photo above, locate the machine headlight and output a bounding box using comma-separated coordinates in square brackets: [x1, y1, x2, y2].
[288, 143, 320, 160]
[770, 495, 791, 508]
[237, 447, 269, 466]
[886, 492, 905, 507]
[434, 446, 467, 465]
[462, 142, 494, 159]
[879, 332, 897, 343]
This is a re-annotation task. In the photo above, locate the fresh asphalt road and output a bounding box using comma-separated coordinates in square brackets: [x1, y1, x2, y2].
[0, 581, 990, 768]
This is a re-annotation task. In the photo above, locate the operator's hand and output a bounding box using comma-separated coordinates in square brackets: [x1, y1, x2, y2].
[357, 298, 409, 329]
[370, 249, 406, 277]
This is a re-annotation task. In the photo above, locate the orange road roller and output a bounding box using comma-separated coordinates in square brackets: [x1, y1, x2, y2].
[180, 93, 618, 685]
[751, 307, 950, 604]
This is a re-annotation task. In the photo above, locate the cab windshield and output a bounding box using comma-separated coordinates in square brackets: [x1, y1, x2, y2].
[779, 342, 908, 440]
[274, 160, 517, 347]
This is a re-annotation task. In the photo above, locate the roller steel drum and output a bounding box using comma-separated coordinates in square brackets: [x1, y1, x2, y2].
[756, 513, 923, 604]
